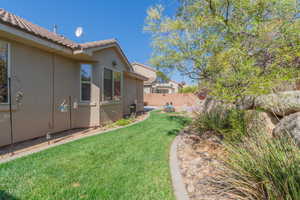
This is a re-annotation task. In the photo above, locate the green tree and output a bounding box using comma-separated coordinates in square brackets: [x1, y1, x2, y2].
[179, 85, 198, 93]
[145, 0, 300, 104]
[156, 70, 170, 83]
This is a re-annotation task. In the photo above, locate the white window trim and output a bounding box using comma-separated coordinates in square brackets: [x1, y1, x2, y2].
[0, 42, 11, 105]
[80, 64, 92, 103]
[102, 67, 123, 102]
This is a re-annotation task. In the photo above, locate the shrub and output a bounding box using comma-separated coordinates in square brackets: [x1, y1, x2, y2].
[194, 107, 247, 143]
[215, 133, 300, 200]
[194, 104, 300, 199]
[114, 118, 134, 126]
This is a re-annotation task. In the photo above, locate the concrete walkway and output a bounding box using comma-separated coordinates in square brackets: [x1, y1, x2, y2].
[170, 135, 190, 200]
[0, 112, 150, 164]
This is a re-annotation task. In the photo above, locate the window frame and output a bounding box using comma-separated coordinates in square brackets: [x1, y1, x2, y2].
[102, 67, 123, 102]
[113, 70, 122, 100]
[80, 63, 92, 102]
[0, 41, 11, 105]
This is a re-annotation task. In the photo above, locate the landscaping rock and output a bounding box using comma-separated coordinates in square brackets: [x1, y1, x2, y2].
[177, 132, 233, 200]
[273, 112, 300, 145]
[202, 97, 233, 114]
[244, 110, 278, 136]
[237, 96, 255, 110]
[254, 91, 300, 116]
[272, 79, 300, 92]
[202, 97, 220, 113]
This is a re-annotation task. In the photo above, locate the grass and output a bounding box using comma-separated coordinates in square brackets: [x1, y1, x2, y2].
[0, 111, 191, 200]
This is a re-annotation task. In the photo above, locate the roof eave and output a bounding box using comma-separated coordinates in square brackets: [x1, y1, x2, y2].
[0, 23, 74, 55]
[125, 71, 148, 81]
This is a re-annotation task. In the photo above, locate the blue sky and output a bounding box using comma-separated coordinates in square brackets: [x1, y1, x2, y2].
[1, 0, 194, 84]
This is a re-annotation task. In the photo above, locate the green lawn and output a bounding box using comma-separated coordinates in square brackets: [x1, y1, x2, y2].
[0, 111, 190, 200]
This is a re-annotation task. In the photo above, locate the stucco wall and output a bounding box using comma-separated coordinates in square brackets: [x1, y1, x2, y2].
[0, 40, 98, 146]
[144, 93, 200, 107]
[93, 48, 129, 125]
[0, 41, 143, 147]
[152, 81, 181, 94]
[74, 61, 100, 128]
[2, 42, 49, 145]
[123, 75, 144, 115]
[100, 103, 123, 125]
[0, 41, 53, 146]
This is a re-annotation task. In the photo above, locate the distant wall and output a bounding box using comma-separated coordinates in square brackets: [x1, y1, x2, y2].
[144, 93, 200, 107]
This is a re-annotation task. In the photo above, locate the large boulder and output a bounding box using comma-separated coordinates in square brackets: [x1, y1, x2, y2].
[201, 97, 223, 113]
[202, 98, 236, 115]
[244, 110, 278, 136]
[273, 80, 300, 92]
[254, 91, 300, 116]
[237, 96, 255, 110]
[273, 112, 300, 145]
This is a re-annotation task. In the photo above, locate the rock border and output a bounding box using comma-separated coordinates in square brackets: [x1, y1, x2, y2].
[0, 111, 151, 164]
[170, 135, 190, 200]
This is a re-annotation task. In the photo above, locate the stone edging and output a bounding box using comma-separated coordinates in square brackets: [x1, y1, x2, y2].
[0, 112, 151, 164]
[170, 135, 190, 200]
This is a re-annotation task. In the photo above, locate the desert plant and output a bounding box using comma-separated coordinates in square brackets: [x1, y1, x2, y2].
[145, 0, 300, 105]
[194, 107, 247, 143]
[215, 132, 300, 200]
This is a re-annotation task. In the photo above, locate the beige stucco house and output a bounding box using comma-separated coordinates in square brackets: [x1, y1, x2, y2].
[132, 63, 182, 94]
[0, 9, 147, 147]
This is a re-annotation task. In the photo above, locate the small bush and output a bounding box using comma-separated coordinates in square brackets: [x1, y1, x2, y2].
[216, 133, 300, 200]
[194, 107, 247, 143]
[114, 118, 134, 126]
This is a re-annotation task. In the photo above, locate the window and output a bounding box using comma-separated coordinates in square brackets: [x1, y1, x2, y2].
[114, 71, 121, 100]
[156, 89, 169, 94]
[103, 68, 122, 101]
[80, 64, 92, 101]
[0, 42, 9, 104]
[104, 68, 113, 100]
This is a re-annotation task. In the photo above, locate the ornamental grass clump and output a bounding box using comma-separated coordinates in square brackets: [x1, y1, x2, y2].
[216, 132, 300, 200]
[194, 107, 247, 143]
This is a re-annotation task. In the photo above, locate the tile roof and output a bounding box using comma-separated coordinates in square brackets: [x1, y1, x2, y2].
[80, 39, 117, 49]
[132, 62, 157, 72]
[145, 76, 157, 84]
[0, 8, 117, 50]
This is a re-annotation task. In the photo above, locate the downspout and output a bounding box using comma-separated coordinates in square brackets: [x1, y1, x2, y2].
[136, 78, 138, 110]
[50, 54, 55, 130]
[99, 68, 103, 126]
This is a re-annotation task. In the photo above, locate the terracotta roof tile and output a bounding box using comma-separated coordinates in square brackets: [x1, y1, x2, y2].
[80, 39, 117, 49]
[132, 62, 157, 72]
[0, 8, 118, 50]
[145, 76, 156, 84]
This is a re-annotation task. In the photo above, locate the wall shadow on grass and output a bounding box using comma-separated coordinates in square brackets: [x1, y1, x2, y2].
[167, 128, 181, 136]
[0, 191, 19, 200]
[166, 115, 191, 127]
[166, 115, 192, 136]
